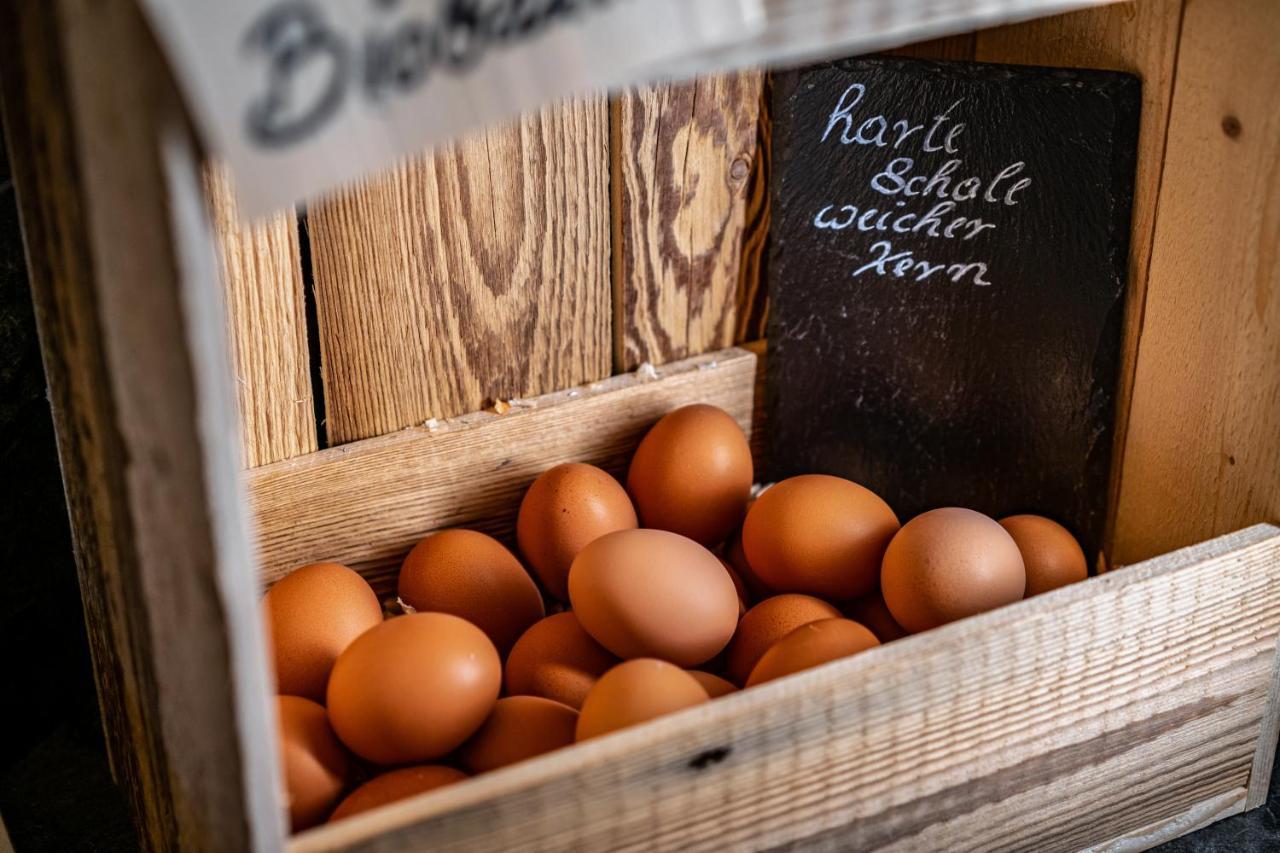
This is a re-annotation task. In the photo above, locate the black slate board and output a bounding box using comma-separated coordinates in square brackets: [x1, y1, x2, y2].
[767, 57, 1140, 563]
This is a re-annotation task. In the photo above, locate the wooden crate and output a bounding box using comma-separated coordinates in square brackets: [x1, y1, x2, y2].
[1, 0, 1277, 851]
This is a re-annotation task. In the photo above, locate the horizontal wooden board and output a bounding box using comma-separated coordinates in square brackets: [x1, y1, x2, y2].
[248, 348, 757, 595]
[291, 525, 1280, 852]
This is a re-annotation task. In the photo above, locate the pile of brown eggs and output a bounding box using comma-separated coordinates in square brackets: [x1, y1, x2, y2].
[265, 404, 1087, 831]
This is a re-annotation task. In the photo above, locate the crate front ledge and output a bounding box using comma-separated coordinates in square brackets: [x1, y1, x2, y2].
[290, 524, 1280, 853]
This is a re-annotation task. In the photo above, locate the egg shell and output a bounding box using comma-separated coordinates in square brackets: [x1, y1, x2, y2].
[569, 529, 739, 667]
[746, 618, 880, 687]
[263, 562, 383, 702]
[719, 558, 750, 616]
[843, 590, 910, 642]
[576, 659, 710, 741]
[999, 514, 1088, 596]
[328, 766, 467, 823]
[626, 404, 753, 547]
[504, 612, 619, 709]
[275, 695, 350, 832]
[397, 529, 544, 656]
[724, 594, 841, 685]
[743, 475, 900, 601]
[687, 670, 739, 698]
[327, 613, 500, 764]
[516, 463, 638, 600]
[724, 523, 773, 600]
[881, 507, 1027, 633]
[458, 696, 578, 774]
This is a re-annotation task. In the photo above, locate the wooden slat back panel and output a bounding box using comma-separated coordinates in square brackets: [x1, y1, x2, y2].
[205, 166, 317, 467]
[1112, 0, 1280, 564]
[612, 72, 762, 370]
[307, 97, 611, 445]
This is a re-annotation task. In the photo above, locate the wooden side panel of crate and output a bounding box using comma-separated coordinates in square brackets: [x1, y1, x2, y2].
[308, 99, 611, 444]
[204, 166, 317, 468]
[292, 526, 1280, 853]
[612, 73, 761, 370]
[1112, 0, 1280, 565]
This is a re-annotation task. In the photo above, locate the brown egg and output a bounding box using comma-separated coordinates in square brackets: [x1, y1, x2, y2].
[517, 463, 638, 600]
[999, 514, 1088, 596]
[327, 613, 500, 764]
[725, 523, 773, 600]
[743, 475, 899, 601]
[569, 529, 739, 667]
[626, 404, 753, 546]
[263, 562, 383, 702]
[843, 590, 909, 642]
[687, 670, 739, 698]
[328, 766, 466, 823]
[576, 659, 710, 741]
[398, 529, 544, 656]
[882, 508, 1026, 633]
[719, 558, 750, 615]
[504, 612, 619, 710]
[746, 618, 880, 687]
[458, 696, 578, 773]
[275, 695, 349, 832]
[724, 594, 841, 685]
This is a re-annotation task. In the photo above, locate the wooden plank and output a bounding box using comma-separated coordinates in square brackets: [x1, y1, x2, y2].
[308, 98, 611, 445]
[734, 80, 772, 344]
[612, 72, 761, 370]
[291, 525, 1280, 853]
[249, 348, 757, 596]
[0, 1, 282, 851]
[1111, 0, 1280, 565]
[204, 165, 317, 468]
[1248, 633, 1280, 809]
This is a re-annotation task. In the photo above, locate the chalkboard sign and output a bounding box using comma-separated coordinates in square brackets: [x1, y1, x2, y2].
[767, 57, 1140, 563]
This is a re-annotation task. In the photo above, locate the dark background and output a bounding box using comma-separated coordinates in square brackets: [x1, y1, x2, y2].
[0, 115, 1275, 853]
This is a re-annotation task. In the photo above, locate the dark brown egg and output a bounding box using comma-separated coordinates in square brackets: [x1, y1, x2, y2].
[746, 618, 880, 687]
[328, 766, 466, 823]
[504, 612, 619, 710]
[458, 696, 578, 773]
[687, 670, 739, 698]
[275, 695, 350, 832]
[999, 514, 1088, 596]
[626, 404, 753, 547]
[843, 590, 909, 642]
[724, 594, 841, 685]
[398, 529, 544, 656]
[517, 463, 638, 600]
[576, 659, 709, 741]
[263, 562, 383, 702]
[882, 508, 1026, 633]
[743, 475, 899, 601]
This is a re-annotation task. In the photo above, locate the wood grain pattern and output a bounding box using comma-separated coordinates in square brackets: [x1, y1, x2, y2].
[1112, 0, 1280, 565]
[734, 80, 772, 344]
[249, 348, 757, 596]
[308, 98, 610, 444]
[292, 525, 1280, 853]
[612, 73, 762, 370]
[973, 0, 1188, 568]
[204, 165, 316, 468]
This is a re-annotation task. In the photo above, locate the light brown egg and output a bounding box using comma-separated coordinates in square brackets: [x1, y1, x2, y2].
[263, 562, 383, 702]
[882, 508, 1026, 633]
[999, 514, 1088, 596]
[843, 590, 910, 642]
[687, 670, 739, 698]
[398, 529, 544, 656]
[326, 613, 500, 764]
[275, 695, 350, 832]
[743, 475, 899, 601]
[569, 529, 739, 667]
[724, 594, 841, 685]
[746, 618, 880, 687]
[504, 612, 619, 710]
[626, 404, 753, 547]
[517, 463, 638, 600]
[576, 659, 710, 741]
[458, 696, 578, 773]
[328, 766, 466, 823]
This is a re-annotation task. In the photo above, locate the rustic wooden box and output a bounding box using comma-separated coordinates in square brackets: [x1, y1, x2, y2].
[2, 0, 1277, 851]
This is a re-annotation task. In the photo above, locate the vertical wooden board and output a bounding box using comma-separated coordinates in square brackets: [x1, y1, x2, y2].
[734, 79, 772, 344]
[973, 0, 1186, 564]
[1112, 0, 1280, 564]
[308, 97, 610, 445]
[612, 72, 761, 371]
[204, 166, 316, 467]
